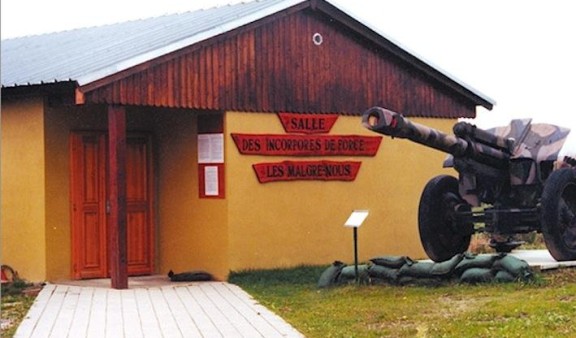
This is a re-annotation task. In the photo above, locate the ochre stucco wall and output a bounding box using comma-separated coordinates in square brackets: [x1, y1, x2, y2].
[44, 105, 76, 281]
[1, 97, 47, 282]
[2, 98, 456, 283]
[154, 111, 229, 281]
[225, 111, 457, 272]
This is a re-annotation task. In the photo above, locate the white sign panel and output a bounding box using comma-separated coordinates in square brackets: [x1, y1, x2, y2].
[344, 210, 369, 228]
[198, 133, 224, 163]
[204, 166, 219, 196]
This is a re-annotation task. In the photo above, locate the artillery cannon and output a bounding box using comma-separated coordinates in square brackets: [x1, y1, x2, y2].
[362, 107, 576, 262]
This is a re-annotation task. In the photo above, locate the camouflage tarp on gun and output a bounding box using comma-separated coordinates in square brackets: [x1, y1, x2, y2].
[362, 107, 576, 262]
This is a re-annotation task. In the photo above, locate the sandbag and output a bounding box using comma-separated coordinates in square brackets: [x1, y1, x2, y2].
[370, 256, 414, 269]
[494, 270, 516, 283]
[367, 264, 398, 283]
[430, 254, 464, 277]
[398, 262, 435, 278]
[339, 264, 369, 281]
[400, 277, 443, 287]
[459, 268, 494, 284]
[396, 275, 416, 285]
[454, 254, 498, 275]
[493, 254, 532, 280]
[318, 261, 345, 288]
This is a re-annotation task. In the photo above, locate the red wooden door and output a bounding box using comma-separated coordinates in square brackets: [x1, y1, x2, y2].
[70, 133, 108, 279]
[70, 132, 154, 279]
[125, 136, 155, 276]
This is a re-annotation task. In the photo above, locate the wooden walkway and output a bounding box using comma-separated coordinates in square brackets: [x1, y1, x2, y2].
[15, 282, 304, 338]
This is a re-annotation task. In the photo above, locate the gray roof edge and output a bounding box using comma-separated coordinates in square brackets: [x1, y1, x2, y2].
[77, 0, 306, 86]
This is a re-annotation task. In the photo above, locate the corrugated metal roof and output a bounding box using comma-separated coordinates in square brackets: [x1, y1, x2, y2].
[1, 0, 304, 87]
[0, 0, 494, 107]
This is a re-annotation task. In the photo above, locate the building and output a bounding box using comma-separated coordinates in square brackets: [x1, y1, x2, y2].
[1, 0, 493, 287]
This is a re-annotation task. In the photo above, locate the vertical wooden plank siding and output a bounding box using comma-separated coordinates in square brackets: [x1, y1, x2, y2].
[108, 105, 128, 289]
[82, 10, 476, 118]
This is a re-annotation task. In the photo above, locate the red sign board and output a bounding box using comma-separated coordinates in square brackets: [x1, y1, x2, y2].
[253, 160, 362, 183]
[231, 134, 382, 156]
[278, 113, 338, 134]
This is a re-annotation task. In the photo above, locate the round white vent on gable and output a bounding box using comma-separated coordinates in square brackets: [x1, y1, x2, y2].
[312, 33, 323, 46]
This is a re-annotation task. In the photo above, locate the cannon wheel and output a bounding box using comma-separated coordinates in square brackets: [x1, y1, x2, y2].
[541, 168, 576, 261]
[418, 175, 471, 262]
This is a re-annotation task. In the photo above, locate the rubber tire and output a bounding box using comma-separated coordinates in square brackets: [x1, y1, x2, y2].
[418, 175, 471, 262]
[541, 168, 576, 261]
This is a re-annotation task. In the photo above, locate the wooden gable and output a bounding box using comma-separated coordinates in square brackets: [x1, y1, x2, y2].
[78, 4, 486, 118]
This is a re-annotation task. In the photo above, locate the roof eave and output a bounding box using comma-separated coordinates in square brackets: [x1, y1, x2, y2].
[14, 0, 495, 112]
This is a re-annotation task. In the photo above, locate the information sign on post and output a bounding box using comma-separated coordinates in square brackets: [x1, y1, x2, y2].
[344, 210, 369, 283]
[344, 210, 369, 228]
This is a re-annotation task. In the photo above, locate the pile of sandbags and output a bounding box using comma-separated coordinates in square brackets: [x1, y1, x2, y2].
[318, 253, 533, 288]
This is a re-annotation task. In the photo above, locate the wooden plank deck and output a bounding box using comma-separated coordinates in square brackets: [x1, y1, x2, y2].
[15, 282, 304, 338]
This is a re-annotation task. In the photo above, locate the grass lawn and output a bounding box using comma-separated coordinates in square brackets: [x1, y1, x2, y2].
[1, 280, 39, 337]
[2, 254, 574, 338]
[230, 265, 576, 338]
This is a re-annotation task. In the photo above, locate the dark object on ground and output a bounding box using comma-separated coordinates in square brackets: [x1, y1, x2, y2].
[1, 265, 19, 284]
[168, 270, 213, 282]
[363, 107, 576, 261]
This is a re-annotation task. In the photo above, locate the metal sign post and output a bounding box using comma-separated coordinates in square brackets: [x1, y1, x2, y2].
[344, 210, 369, 284]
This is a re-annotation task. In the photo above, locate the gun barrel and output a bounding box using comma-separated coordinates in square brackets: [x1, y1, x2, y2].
[362, 106, 469, 156]
[362, 107, 510, 168]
